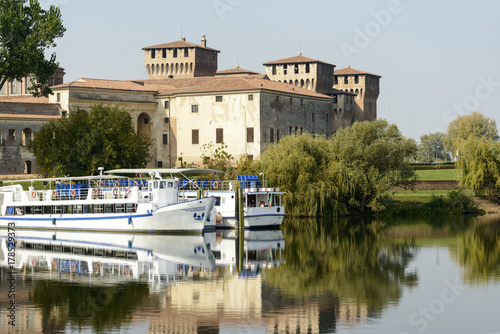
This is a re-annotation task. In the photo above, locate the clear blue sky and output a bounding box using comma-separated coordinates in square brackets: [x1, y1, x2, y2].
[43, 0, 500, 142]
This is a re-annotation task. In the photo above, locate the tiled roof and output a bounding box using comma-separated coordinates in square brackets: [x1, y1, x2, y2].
[0, 95, 51, 104]
[215, 67, 261, 76]
[0, 113, 60, 119]
[51, 78, 158, 92]
[334, 67, 381, 78]
[263, 54, 336, 67]
[139, 76, 333, 99]
[142, 40, 220, 53]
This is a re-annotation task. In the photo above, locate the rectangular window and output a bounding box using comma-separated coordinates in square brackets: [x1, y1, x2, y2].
[355, 75, 359, 84]
[272, 65, 276, 75]
[248, 94, 254, 101]
[192, 129, 199, 144]
[270, 128, 274, 143]
[305, 63, 310, 73]
[164, 117, 169, 123]
[334, 76, 338, 85]
[151, 49, 156, 59]
[216, 128, 224, 144]
[163, 134, 168, 145]
[294, 63, 299, 74]
[344, 76, 348, 84]
[215, 96, 222, 102]
[157, 161, 163, 168]
[56, 93, 60, 102]
[191, 105, 198, 113]
[144, 118, 149, 124]
[173, 49, 177, 58]
[184, 48, 189, 57]
[164, 100, 169, 109]
[162, 48, 166, 58]
[312, 113, 315, 122]
[283, 64, 287, 75]
[247, 127, 254, 143]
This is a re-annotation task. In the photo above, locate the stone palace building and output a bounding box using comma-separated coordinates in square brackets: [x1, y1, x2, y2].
[0, 36, 380, 174]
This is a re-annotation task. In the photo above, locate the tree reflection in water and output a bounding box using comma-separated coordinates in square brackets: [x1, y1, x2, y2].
[459, 216, 500, 283]
[31, 281, 149, 333]
[264, 217, 419, 316]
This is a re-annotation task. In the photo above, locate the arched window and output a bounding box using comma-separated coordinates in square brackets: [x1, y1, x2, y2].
[137, 113, 152, 139]
[24, 160, 32, 174]
[21, 128, 32, 146]
[300, 79, 304, 88]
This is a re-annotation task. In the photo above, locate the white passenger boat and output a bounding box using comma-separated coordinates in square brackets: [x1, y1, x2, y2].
[173, 170, 285, 229]
[0, 170, 215, 233]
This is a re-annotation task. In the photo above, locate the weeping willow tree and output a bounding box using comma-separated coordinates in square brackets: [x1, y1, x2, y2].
[332, 120, 418, 214]
[257, 133, 351, 217]
[456, 137, 500, 196]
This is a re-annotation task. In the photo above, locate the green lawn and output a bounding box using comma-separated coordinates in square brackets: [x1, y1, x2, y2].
[414, 169, 462, 181]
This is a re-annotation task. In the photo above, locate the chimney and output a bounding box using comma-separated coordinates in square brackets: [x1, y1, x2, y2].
[201, 35, 207, 47]
[181, 37, 186, 41]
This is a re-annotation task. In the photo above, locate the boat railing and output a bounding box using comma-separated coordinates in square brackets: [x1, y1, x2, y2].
[177, 179, 263, 192]
[18, 183, 151, 203]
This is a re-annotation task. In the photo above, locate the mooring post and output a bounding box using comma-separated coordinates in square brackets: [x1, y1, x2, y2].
[238, 188, 244, 271]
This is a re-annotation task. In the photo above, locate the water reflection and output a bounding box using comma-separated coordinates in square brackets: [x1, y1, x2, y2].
[0, 216, 499, 333]
[458, 215, 500, 283]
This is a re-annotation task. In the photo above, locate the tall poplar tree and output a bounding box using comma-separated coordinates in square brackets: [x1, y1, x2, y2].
[0, 0, 65, 96]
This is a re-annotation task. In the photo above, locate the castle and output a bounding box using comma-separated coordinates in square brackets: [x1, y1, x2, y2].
[0, 36, 380, 174]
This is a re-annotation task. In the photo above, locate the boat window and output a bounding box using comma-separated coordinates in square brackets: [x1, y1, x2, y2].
[126, 203, 137, 213]
[247, 195, 257, 207]
[63, 206, 72, 214]
[214, 197, 221, 206]
[160, 181, 166, 189]
[73, 205, 82, 214]
[34, 206, 43, 214]
[43, 206, 52, 214]
[115, 204, 125, 213]
[15, 207, 23, 215]
[104, 204, 113, 213]
[94, 204, 103, 214]
[153, 181, 158, 189]
[24, 206, 33, 215]
[82, 205, 90, 214]
[53, 205, 62, 214]
[168, 182, 174, 188]
[6, 206, 14, 215]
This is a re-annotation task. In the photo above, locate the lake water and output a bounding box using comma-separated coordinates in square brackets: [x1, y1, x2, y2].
[0, 215, 499, 334]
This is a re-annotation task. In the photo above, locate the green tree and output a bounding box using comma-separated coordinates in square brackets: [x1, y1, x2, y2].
[443, 112, 499, 157]
[200, 142, 233, 176]
[332, 120, 418, 214]
[29, 105, 152, 176]
[417, 132, 449, 162]
[0, 0, 66, 96]
[456, 137, 500, 196]
[258, 133, 350, 217]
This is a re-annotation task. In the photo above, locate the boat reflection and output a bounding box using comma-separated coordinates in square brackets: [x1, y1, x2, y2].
[204, 229, 285, 275]
[0, 229, 215, 285]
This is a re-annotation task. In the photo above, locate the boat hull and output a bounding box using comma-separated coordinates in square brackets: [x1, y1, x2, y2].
[0, 198, 215, 233]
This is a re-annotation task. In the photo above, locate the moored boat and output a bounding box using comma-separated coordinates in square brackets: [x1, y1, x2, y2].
[0, 170, 215, 233]
[177, 173, 285, 229]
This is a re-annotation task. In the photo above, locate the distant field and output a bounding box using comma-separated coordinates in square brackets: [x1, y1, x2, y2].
[415, 169, 461, 181]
